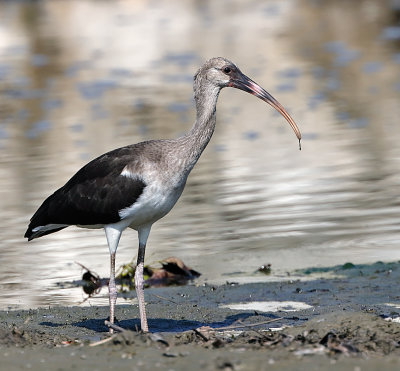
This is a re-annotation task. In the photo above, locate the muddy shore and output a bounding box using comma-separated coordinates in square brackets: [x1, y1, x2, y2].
[1, 261, 400, 370]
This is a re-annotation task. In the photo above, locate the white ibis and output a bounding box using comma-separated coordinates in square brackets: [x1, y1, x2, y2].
[25, 57, 301, 333]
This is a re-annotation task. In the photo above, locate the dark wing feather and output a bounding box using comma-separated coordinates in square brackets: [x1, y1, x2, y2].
[25, 145, 147, 240]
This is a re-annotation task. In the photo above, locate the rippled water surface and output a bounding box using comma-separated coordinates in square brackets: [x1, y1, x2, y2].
[1, 0, 400, 309]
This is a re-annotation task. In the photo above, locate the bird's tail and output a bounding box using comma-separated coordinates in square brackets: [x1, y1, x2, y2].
[24, 224, 67, 241]
[24, 194, 68, 241]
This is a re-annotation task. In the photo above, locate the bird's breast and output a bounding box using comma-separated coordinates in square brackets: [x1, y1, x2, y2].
[118, 177, 186, 229]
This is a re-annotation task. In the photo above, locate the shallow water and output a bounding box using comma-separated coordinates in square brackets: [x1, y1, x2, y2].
[0, 0, 399, 309]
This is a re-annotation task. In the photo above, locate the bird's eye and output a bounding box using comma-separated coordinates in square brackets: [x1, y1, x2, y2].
[223, 66, 232, 74]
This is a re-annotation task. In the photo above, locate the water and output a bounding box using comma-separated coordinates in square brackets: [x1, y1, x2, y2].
[0, 0, 399, 309]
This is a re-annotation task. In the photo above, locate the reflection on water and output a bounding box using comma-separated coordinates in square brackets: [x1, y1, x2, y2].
[0, 0, 399, 309]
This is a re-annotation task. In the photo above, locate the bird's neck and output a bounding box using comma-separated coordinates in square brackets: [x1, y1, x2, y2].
[181, 83, 221, 171]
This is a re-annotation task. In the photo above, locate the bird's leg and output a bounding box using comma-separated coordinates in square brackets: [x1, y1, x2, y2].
[104, 226, 122, 334]
[135, 225, 152, 332]
[135, 242, 148, 332]
[108, 252, 117, 333]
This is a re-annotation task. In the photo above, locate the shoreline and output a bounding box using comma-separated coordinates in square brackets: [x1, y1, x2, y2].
[1, 261, 400, 370]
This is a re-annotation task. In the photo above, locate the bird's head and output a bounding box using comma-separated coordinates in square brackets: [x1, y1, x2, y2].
[194, 57, 239, 88]
[195, 57, 302, 148]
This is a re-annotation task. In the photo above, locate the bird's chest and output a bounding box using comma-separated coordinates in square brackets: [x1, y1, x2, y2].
[119, 175, 186, 228]
[143, 180, 184, 215]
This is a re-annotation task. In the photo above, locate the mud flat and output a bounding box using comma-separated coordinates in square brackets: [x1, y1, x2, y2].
[1, 262, 400, 370]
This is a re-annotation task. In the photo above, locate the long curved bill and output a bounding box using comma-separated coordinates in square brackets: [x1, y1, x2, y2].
[230, 73, 302, 150]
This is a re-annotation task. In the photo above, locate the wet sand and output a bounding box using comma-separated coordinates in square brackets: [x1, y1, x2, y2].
[1, 262, 400, 370]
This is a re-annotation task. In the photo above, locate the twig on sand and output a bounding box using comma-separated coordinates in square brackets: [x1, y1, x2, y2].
[89, 336, 115, 347]
[89, 321, 127, 347]
[193, 317, 283, 341]
[211, 317, 284, 331]
[90, 318, 284, 347]
[193, 328, 209, 341]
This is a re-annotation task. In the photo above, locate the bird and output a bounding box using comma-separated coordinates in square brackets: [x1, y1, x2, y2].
[25, 57, 302, 333]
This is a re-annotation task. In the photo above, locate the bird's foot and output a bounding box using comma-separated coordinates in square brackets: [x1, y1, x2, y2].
[105, 316, 120, 334]
[106, 315, 119, 323]
[105, 319, 125, 334]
